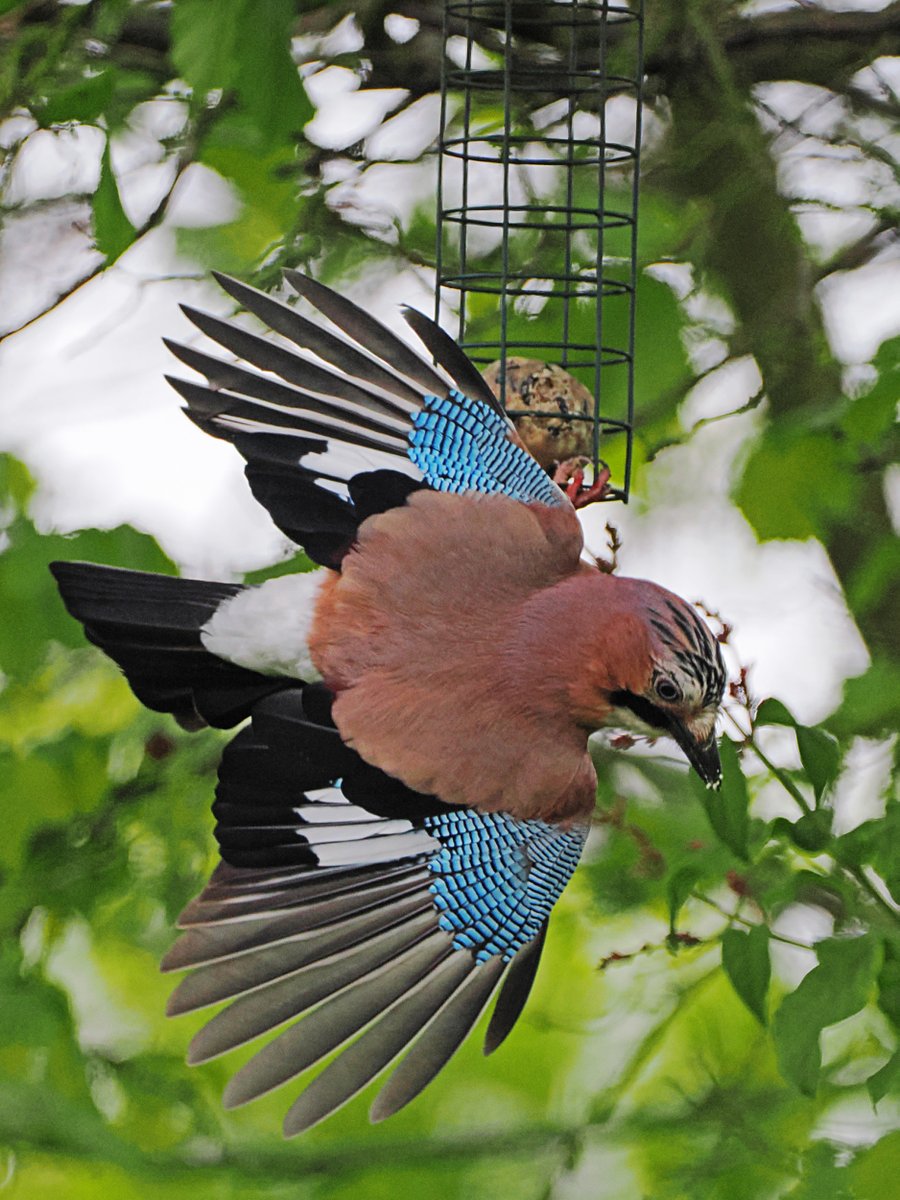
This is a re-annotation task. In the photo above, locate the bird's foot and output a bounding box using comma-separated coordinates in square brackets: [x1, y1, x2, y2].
[554, 457, 612, 508]
[553, 455, 588, 486]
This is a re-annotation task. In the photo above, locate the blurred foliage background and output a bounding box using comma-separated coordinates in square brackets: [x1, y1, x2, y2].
[0, 1, 899, 1197]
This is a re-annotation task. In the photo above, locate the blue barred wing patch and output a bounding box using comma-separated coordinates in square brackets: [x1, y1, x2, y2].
[422, 810, 588, 962]
[409, 391, 567, 507]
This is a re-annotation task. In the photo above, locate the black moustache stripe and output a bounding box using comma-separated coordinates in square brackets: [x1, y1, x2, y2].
[608, 690, 672, 733]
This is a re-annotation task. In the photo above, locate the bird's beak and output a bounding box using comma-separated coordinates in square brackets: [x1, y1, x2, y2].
[670, 721, 722, 789]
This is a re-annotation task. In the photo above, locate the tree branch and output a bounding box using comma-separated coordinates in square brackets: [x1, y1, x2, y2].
[10, 1, 900, 117]
[815, 216, 898, 281]
[647, 0, 900, 91]
[0, 98, 213, 343]
[655, 0, 843, 417]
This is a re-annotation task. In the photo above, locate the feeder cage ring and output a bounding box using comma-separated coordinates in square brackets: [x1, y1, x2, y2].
[435, 0, 645, 501]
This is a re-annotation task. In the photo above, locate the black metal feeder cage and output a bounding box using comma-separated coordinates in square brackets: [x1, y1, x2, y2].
[435, 0, 644, 500]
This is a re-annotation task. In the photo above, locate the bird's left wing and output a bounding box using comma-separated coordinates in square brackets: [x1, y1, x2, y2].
[164, 684, 587, 1134]
[164, 271, 568, 557]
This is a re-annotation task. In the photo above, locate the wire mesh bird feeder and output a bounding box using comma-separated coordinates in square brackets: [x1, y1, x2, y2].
[435, 0, 644, 500]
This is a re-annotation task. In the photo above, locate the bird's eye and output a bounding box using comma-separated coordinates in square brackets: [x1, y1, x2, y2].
[655, 678, 680, 702]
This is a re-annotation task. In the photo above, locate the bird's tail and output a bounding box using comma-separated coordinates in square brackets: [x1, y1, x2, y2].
[50, 561, 290, 729]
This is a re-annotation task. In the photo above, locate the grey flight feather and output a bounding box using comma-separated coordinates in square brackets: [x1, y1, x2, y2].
[401, 306, 506, 416]
[163, 339, 410, 438]
[223, 932, 454, 1110]
[179, 305, 412, 420]
[177, 862, 427, 925]
[212, 271, 427, 409]
[168, 895, 433, 1019]
[483, 920, 548, 1056]
[282, 950, 475, 1136]
[162, 870, 433, 974]
[167, 377, 410, 458]
[186, 909, 436, 1062]
[283, 268, 451, 399]
[370, 955, 506, 1122]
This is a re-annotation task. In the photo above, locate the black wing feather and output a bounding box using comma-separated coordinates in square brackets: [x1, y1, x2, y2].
[401, 305, 504, 414]
[213, 271, 426, 409]
[283, 269, 450, 398]
[483, 920, 548, 1055]
[179, 305, 412, 422]
[49, 561, 288, 728]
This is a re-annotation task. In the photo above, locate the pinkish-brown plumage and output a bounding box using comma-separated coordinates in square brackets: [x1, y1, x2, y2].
[309, 490, 703, 822]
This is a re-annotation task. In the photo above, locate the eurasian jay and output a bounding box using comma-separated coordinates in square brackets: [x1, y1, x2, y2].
[51, 270, 726, 1135]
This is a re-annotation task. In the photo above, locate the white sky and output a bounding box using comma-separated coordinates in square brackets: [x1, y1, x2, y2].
[1, 12, 898, 726]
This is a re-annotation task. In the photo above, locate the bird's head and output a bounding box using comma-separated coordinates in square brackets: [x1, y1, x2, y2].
[563, 577, 727, 788]
[606, 663, 724, 789]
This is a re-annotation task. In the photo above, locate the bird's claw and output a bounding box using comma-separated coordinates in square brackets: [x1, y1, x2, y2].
[554, 457, 612, 508]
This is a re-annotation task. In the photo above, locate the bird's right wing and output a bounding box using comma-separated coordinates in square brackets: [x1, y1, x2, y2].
[164, 272, 573, 564]
[163, 684, 587, 1134]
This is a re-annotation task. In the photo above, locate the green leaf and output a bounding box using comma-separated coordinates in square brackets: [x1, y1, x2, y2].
[722, 924, 770, 1025]
[0, 1078, 134, 1168]
[834, 817, 882, 870]
[867, 1047, 900, 1106]
[842, 335, 900, 447]
[877, 939, 900, 1030]
[0, 460, 175, 680]
[848, 1131, 900, 1200]
[781, 809, 833, 853]
[873, 804, 900, 906]
[93, 137, 135, 263]
[796, 726, 841, 801]
[171, 0, 241, 96]
[773, 934, 881, 1095]
[176, 112, 302, 271]
[0, 454, 36, 508]
[243, 550, 317, 585]
[230, 0, 312, 143]
[787, 1142, 855, 1200]
[692, 735, 749, 860]
[755, 697, 797, 727]
[737, 429, 859, 542]
[833, 657, 900, 738]
[666, 864, 702, 934]
[834, 806, 900, 906]
[172, 0, 311, 146]
[38, 69, 115, 126]
[755, 700, 841, 803]
[0, 750, 74, 871]
[845, 528, 900, 621]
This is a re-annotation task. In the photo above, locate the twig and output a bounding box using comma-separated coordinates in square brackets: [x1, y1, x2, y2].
[815, 217, 898, 280]
[844, 864, 900, 927]
[724, 710, 813, 816]
[724, 712, 900, 930]
[692, 893, 814, 951]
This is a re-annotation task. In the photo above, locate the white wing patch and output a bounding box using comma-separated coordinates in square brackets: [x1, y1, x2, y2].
[313, 829, 440, 868]
[201, 570, 327, 680]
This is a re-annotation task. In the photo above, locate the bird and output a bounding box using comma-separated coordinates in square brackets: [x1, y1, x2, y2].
[50, 269, 726, 1136]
